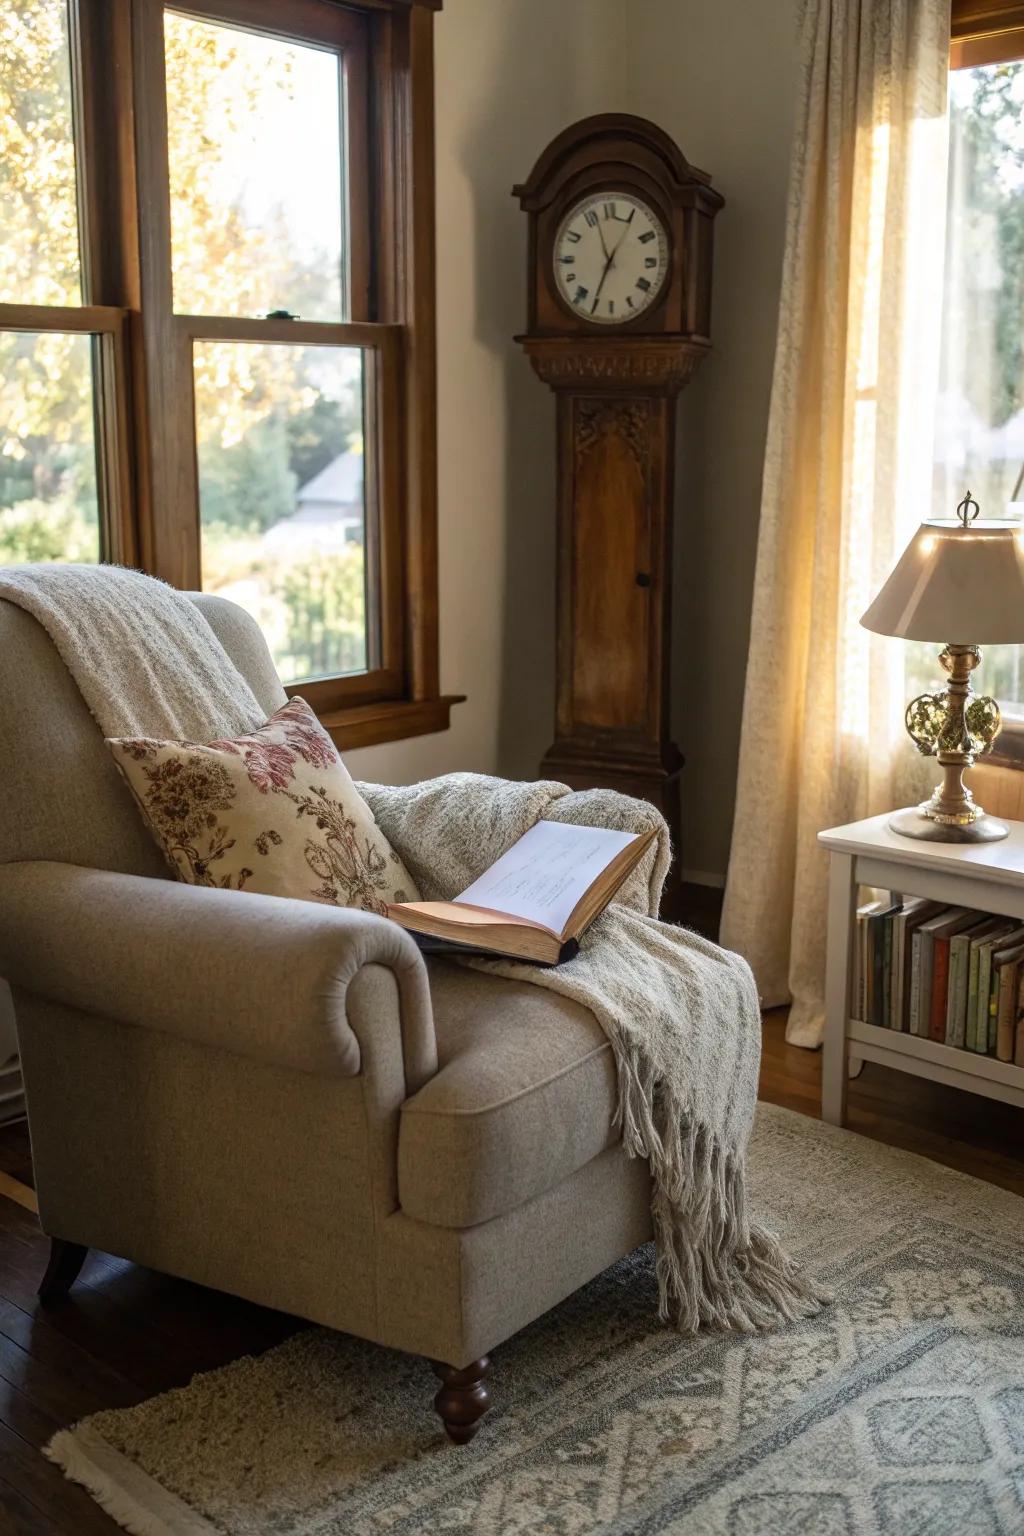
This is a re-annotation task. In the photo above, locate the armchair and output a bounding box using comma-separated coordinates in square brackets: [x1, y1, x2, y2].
[0, 593, 652, 1442]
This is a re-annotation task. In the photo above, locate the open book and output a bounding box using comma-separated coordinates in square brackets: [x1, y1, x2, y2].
[387, 820, 657, 965]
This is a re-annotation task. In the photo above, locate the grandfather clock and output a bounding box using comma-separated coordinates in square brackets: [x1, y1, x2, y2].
[514, 115, 723, 893]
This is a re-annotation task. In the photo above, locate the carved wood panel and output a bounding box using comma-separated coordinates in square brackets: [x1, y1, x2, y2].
[570, 399, 653, 732]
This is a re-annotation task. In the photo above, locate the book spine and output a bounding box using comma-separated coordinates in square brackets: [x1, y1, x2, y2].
[854, 915, 864, 1022]
[909, 933, 923, 1036]
[917, 936, 935, 1037]
[1015, 969, 1024, 1068]
[997, 960, 1018, 1063]
[882, 915, 895, 1029]
[976, 947, 995, 1053]
[967, 943, 981, 1052]
[890, 915, 905, 1030]
[929, 938, 951, 1042]
[871, 917, 885, 1028]
[988, 968, 1000, 1054]
[945, 941, 964, 1047]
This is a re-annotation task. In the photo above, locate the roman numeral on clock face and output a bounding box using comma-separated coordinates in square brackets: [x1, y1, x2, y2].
[636, 277, 652, 292]
[638, 230, 656, 244]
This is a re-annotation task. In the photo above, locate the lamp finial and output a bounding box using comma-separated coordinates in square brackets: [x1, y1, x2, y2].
[956, 490, 980, 527]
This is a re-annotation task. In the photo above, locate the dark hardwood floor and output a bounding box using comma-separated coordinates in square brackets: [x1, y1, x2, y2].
[1, 994, 1024, 1528]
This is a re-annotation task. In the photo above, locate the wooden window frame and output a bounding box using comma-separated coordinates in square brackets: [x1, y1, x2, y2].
[946, 3, 1024, 767]
[1, 0, 459, 751]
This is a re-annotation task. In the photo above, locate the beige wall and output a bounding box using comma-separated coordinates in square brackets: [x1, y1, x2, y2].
[347, 0, 629, 790]
[631, 0, 802, 882]
[350, 0, 802, 889]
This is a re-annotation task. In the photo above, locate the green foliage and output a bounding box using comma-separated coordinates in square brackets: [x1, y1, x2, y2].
[279, 548, 366, 681]
[0, 498, 97, 563]
[196, 414, 297, 533]
[946, 63, 1024, 428]
[286, 394, 352, 489]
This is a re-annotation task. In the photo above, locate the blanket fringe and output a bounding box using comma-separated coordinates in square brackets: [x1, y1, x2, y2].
[615, 1049, 831, 1333]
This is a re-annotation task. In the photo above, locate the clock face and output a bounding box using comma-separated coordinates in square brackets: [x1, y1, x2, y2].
[552, 193, 670, 326]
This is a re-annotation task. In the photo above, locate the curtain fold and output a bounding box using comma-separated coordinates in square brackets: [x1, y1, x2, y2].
[720, 0, 950, 1047]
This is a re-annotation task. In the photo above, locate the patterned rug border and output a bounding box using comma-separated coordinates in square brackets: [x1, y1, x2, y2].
[41, 1106, 1024, 1536]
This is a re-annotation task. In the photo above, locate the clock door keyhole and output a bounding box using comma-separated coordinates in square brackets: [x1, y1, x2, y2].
[635, 572, 652, 588]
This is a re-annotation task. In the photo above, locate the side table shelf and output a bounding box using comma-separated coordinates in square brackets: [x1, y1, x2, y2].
[819, 812, 1024, 1125]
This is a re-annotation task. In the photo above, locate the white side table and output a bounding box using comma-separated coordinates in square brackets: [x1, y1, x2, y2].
[819, 812, 1024, 1124]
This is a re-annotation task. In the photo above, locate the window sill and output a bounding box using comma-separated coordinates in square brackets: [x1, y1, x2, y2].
[317, 694, 464, 751]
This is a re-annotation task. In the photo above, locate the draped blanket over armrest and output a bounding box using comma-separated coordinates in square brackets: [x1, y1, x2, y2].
[0, 562, 825, 1334]
[361, 772, 828, 1333]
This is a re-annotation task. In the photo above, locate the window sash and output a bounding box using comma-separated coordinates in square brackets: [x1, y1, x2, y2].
[0, 302, 135, 567]
[2, 0, 453, 746]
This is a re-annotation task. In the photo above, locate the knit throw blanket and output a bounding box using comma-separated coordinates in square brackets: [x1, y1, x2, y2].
[362, 774, 828, 1332]
[3, 564, 827, 1332]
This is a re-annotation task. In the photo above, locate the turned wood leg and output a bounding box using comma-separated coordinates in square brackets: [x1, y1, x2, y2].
[431, 1357, 492, 1444]
[38, 1239, 88, 1302]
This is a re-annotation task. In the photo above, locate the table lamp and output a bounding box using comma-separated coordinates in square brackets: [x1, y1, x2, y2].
[860, 492, 1024, 843]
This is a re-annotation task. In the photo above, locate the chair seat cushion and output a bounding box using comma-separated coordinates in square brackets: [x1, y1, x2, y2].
[398, 960, 620, 1228]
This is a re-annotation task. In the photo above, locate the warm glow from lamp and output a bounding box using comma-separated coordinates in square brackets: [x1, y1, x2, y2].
[860, 493, 1024, 842]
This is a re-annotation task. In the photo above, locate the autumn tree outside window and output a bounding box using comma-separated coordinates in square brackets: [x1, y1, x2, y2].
[0, 0, 457, 750]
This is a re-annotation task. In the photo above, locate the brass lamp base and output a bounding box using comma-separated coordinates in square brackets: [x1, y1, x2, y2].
[893, 642, 1005, 846]
[888, 806, 1008, 843]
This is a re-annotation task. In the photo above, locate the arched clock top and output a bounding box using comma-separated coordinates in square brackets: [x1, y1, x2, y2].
[513, 114, 723, 342]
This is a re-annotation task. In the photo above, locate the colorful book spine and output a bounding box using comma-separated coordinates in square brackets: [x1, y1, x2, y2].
[909, 931, 924, 1036]
[929, 937, 952, 1042]
[945, 936, 970, 1047]
[966, 940, 982, 1052]
[997, 959, 1019, 1063]
[977, 941, 1000, 1053]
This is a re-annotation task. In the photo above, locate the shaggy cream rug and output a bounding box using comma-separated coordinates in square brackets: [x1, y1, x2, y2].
[47, 1104, 1024, 1535]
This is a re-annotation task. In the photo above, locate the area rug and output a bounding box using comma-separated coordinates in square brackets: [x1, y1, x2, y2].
[46, 1104, 1024, 1535]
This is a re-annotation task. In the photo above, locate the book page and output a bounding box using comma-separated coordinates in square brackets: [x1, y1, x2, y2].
[454, 820, 640, 936]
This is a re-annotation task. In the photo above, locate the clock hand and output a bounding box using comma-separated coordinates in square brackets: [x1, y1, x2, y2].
[591, 247, 615, 313]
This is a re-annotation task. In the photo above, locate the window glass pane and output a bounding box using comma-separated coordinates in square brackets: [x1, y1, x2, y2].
[194, 341, 369, 683]
[164, 11, 346, 322]
[0, 0, 82, 305]
[0, 330, 100, 562]
[929, 60, 1024, 706]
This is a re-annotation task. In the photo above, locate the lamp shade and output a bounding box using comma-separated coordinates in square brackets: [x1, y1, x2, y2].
[860, 518, 1024, 644]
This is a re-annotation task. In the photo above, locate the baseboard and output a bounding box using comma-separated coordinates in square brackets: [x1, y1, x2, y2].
[681, 869, 725, 889]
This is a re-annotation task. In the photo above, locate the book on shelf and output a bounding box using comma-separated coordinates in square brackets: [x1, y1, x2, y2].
[1015, 968, 1024, 1068]
[992, 940, 1024, 1063]
[966, 921, 1016, 1052]
[892, 899, 942, 1032]
[947, 916, 1002, 1048]
[912, 908, 971, 1038]
[974, 924, 1024, 1054]
[926, 910, 982, 1043]
[387, 820, 656, 965]
[854, 900, 900, 1026]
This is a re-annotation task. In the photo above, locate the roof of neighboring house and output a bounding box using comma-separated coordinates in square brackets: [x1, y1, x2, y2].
[296, 449, 363, 506]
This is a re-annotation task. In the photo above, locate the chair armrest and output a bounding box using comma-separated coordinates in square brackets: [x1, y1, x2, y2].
[0, 861, 437, 1089]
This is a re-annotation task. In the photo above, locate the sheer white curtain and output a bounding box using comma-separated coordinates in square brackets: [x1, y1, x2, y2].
[720, 0, 950, 1047]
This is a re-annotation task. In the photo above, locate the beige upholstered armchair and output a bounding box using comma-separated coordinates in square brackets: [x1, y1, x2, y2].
[0, 593, 651, 1442]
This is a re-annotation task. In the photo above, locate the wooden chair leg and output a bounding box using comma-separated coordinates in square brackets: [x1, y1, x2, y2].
[38, 1239, 88, 1302]
[431, 1356, 492, 1444]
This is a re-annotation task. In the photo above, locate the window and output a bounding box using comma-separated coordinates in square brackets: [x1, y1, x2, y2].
[928, 4, 1024, 761]
[0, 0, 457, 749]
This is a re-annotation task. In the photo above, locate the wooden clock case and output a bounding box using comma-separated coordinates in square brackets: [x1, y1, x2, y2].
[514, 115, 723, 895]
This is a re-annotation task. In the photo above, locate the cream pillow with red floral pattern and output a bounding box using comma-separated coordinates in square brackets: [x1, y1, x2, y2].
[106, 696, 418, 913]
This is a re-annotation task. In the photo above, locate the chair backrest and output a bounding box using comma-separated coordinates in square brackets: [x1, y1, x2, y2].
[0, 591, 287, 871]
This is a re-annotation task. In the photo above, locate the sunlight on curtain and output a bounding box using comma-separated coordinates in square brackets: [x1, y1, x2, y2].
[720, 0, 950, 1047]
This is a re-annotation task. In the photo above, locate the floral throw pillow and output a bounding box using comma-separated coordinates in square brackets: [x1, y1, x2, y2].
[106, 696, 418, 914]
